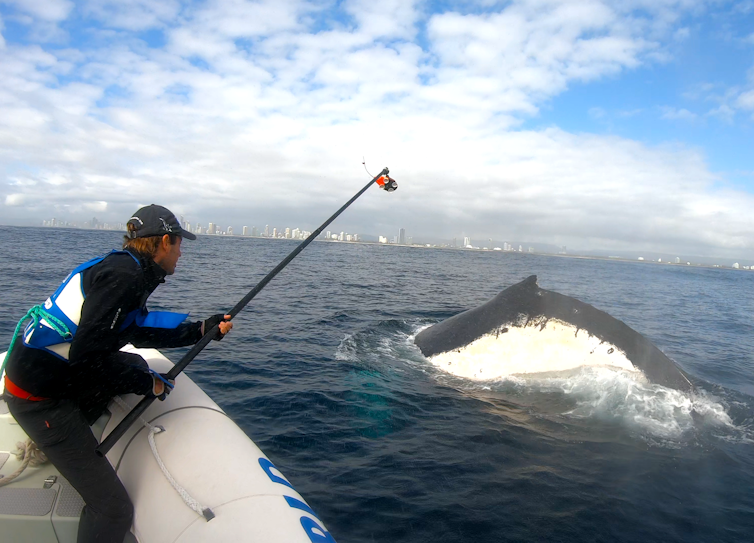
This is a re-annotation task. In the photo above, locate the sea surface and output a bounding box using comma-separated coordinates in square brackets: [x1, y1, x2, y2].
[1, 225, 753, 542]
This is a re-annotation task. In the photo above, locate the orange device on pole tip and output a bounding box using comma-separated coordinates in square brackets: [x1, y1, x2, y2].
[376, 174, 398, 192]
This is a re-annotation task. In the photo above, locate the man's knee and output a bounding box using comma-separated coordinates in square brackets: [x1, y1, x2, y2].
[94, 490, 133, 523]
[83, 494, 133, 528]
[79, 498, 133, 543]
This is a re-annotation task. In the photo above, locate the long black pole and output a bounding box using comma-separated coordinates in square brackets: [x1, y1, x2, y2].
[96, 168, 390, 457]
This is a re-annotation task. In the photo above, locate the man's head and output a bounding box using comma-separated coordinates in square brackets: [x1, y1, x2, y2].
[122, 204, 195, 274]
[125, 204, 195, 241]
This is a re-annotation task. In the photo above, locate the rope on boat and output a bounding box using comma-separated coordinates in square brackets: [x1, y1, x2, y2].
[111, 396, 215, 521]
[1, 305, 72, 379]
[0, 439, 48, 488]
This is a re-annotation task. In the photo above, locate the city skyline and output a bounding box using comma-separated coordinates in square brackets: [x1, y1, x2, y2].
[28, 217, 754, 270]
[25, 206, 754, 264]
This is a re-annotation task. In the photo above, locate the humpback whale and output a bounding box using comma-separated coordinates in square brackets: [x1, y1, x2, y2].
[415, 275, 694, 392]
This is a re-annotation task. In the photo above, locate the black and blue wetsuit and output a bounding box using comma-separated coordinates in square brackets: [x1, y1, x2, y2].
[3, 249, 204, 543]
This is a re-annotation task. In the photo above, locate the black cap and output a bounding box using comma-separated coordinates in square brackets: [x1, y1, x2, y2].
[127, 204, 197, 240]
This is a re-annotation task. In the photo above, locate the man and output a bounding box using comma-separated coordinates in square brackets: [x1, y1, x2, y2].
[2, 204, 232, 543]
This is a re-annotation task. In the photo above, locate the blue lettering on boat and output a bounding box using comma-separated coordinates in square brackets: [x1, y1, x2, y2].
[258, 457, 338, 543]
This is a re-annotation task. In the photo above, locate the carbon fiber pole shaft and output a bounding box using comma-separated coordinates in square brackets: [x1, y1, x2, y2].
[96, 168, 389, 457]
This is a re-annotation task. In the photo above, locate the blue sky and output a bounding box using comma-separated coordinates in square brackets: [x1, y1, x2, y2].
[1, 0, 754, 258]
[533, 8, 754, 184]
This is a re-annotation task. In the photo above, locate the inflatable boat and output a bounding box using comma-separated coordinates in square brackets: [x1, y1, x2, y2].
[0, 346, 336, 543]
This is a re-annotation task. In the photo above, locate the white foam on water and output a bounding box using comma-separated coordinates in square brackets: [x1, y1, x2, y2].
[429, 319, 636, 380]
[335, 323, 434, 376]
[342, 321, 747, 446]
[416, 320, 740, 444]
[335, 333, 357, 361]
[538, 366, 732, 439]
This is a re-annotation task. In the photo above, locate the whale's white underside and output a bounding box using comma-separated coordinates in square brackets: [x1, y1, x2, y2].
[430, 318, 642, 381]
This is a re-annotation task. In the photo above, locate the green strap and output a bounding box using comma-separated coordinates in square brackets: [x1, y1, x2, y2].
[1, 306, 72, 379]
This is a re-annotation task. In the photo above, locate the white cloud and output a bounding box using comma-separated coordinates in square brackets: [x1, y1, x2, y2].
[706, 67, 754, 120]
[684, 61, 754, 122]
[737, 89, 754, 110]
[674, 27, 690, 40]
[176, 0, 305, 40]
[0, 0, 73, 22]
[660, 106, 697, 120]
[734, 1, 754, 15]
[84, 200, 108, 212]
[5, 193, 25, 206]
[344, 0, 419, 40]
[588, 107, 606, 119]
[82, 0, 181, 31]
[0, 0, 751, 255]
[707, 103, 735, 122]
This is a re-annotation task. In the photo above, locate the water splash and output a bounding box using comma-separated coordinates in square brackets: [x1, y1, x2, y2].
[338, 320, 751, 447]
[533, 366, 733, 440]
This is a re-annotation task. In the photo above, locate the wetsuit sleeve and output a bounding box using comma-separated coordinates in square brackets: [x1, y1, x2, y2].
[71, 351, 153, 397]
[68, 262, 153, 395]
[123, 321, 203, 349]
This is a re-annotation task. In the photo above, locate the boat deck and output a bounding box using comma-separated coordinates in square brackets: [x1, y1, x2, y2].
[0, 360, 87, 543]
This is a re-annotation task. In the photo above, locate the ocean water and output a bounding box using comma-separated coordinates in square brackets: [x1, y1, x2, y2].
[1, 226, 753, 542]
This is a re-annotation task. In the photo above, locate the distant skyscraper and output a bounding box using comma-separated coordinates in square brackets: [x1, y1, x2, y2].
[463, 236, 471, 247]
[227, 226, 233, 235]
[264, 225, 270, 237]
[208, 222, 215, 235]
[251, 226, 258, 237]
[272, 228, 278, 238]
[243, 226, 249, 236]
[399, 228, 406, 244]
